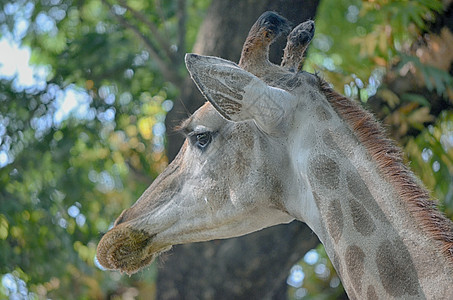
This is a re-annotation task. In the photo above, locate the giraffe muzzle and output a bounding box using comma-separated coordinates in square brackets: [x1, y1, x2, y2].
[96, 224, 171, 275]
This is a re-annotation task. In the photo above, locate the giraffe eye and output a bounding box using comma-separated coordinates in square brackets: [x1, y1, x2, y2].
[192, 132, 212, 150]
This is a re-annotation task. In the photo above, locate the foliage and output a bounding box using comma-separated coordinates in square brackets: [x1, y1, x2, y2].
[287, 245, 346, 300]
[306, 0, 452, 205]
[406, 111, 453, 217]
[397, 54, 453, 97]
[0, 0, 452, 299]
[0, 0, 210, 298]
[295, 0, 453, 299]
[306, 0, 443, 90]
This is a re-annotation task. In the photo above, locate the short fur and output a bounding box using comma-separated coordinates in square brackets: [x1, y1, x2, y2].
[317, 77, 453, 261]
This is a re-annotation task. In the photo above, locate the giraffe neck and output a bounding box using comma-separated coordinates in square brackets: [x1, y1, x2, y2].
[286, 90, 453, 299]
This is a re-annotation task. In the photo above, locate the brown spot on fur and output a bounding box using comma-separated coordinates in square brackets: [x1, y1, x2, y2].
[345, 245, 365, 294]
[327, 198, 344, 243]
[322, 131, 338, 151]
[318, 77, 453, 262]
[308, 90, 320, 102]
[244, 135, 254, 149]
[346, 170, 373, 201]
[348, 197, 376, 236]
[376, 239, 420, 297]
[309, 154, 340, 189]
[367, 285, 378, 300]
[346, 167, 388, 224]
[316, 104, 332, 121]
[270, 178, 285, 208]
[233, 149, 251, 177]
[236, 123, 255, 149]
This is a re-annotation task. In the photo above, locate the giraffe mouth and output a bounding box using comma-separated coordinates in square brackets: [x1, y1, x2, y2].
[96, 225, 172, 275]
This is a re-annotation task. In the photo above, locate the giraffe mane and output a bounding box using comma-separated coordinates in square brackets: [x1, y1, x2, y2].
[317, 76, 453, 262]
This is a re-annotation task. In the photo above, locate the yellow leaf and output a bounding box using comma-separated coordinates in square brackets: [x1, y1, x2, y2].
[0, 214, 8, 240]
[366, 33, 378, 57]
[378, 89, 400, 108]
[86, 80, 94, 90]
[400, 102, 418, 113]
[379, 28, 387, 53]
[373, 56, 387, 66]
[408, 107, 434, 128]
[126, 124, 137, 137]
[129, 137, 139, 149]
[138, 117, 154, 140]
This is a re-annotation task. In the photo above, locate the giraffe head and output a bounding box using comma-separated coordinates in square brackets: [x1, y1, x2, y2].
[96, 12, 318, 274]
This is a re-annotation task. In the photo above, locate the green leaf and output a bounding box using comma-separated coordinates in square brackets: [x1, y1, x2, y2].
[401, 93, 431, 107]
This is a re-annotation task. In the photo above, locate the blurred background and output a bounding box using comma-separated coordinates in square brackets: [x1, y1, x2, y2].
[0, 0, 452, 299]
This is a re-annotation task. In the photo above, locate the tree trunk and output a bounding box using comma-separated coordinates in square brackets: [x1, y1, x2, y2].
[157, 223, 319, 300]
[159, 1, 320, 299]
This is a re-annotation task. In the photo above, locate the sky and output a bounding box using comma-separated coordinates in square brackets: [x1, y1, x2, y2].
[0, 36, 89, 168]
[0, 32, 94, 296]
[0, 38, 36, 87]
[0, 37, 78, 112]
[0, 34, 92, 119]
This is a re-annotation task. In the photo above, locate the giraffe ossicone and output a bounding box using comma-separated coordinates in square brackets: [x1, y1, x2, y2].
[97, 11, 453, 298]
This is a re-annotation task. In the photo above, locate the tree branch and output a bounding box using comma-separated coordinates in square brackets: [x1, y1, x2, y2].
[101, 0, 182, 85]
[118, 0, 178, 64]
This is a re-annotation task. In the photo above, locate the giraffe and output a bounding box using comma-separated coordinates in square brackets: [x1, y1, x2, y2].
[96, 12, 453, 298]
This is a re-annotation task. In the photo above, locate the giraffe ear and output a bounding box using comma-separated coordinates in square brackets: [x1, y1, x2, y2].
[185, 53, 293, 132]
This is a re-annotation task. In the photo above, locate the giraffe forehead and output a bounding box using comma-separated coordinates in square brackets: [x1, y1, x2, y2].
[184, 102, 229, 131]
[259, 69, 318, 93]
